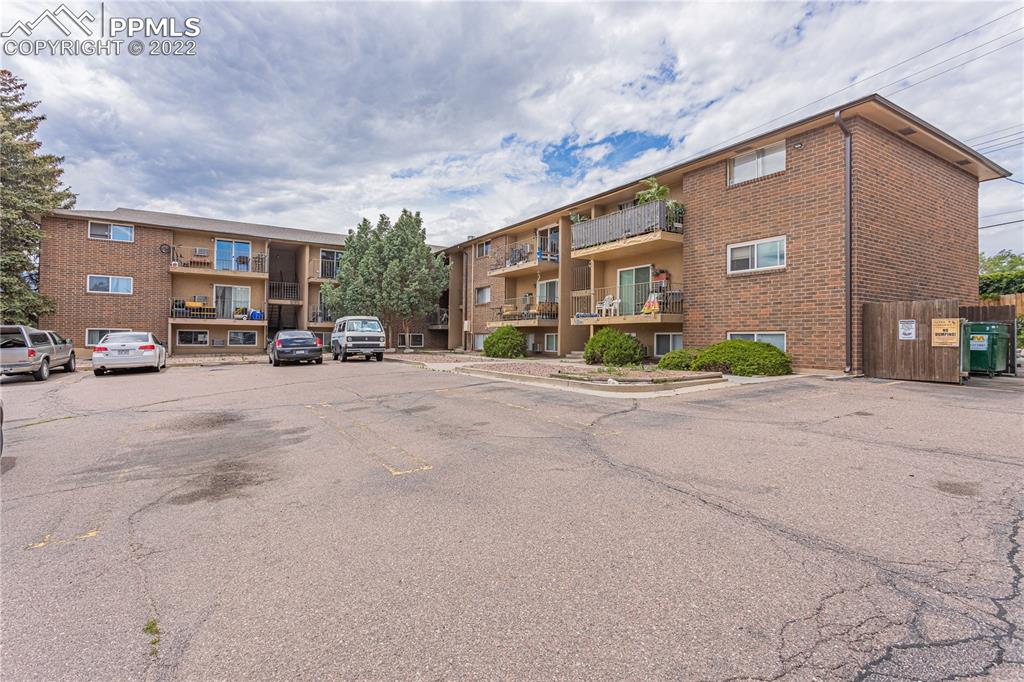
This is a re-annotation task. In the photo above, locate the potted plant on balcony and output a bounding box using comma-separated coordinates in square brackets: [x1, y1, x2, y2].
[569, 212, 589, 224]
[635, 177, 685, 228]
[652, 267, 670, 284]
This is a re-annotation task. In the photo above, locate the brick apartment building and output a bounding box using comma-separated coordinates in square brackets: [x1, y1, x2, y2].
[445, 94, 1009, 371]
[38, 209, 449, 356]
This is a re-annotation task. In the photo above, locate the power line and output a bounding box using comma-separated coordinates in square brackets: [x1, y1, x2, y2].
[979, 219, 1024, 229]
[972, 129, 1024, 148]
[966, 123, 1024, 141]
[981, 208, 1024, 218]
[978, 135, 1024, 152]
[980, 140, 1024, 155]
[698, 7, 1024, 152]
[1003, 177, 1024, 186]
[882, 37, 1024, 96]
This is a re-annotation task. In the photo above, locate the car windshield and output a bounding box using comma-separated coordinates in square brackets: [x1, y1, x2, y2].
[103, 333, 149, 343]
[279, 331, 314, 339]
[347, 320, 382, 333]
[0, 331, 26, 348]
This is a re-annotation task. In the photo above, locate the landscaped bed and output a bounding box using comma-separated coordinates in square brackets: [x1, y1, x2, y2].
[467, 361, 717, 384]
[388, 352, 501, 364]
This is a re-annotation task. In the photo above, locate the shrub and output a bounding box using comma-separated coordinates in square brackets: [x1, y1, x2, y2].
[482, 326, 527, 358]
[979, 271, 1024, 296]
[691, 339, 791, 376]
[584, 327, 644, 366]
[657, 348, 699, 371]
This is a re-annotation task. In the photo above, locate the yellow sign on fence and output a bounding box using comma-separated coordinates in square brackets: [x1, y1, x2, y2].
[931, 318, 960, 347]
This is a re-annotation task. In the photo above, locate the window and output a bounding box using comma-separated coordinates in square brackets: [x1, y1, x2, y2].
[728, 331, 786, 351]
[228, 330, 258, 346]
[47, 332, 69, 345]
[654, 333, 684, 357]
[475, 286, 491, 305]
[544, 333, 558, 353]
[320, 249, 342, 279]
[28, 332, 49, 346]
[213, 285, 251, 318]
[727, 236, 786, 273]
[473, 333, 488, 351]
[617, 265, 651, 315]
[176, 330, 209, 346]
[346, 319, 383, 333]
[399, 333, 424, 348]
[86, 328, 130, 346]
[312, 331, 330, 347]
[537, 279, 559, 303]
[88, 222, 134, 242]
[214, 239, 252, 271]
[87, 274, 133, 294]
[729, 140, 786, 185]
[475, 241, 491, 258]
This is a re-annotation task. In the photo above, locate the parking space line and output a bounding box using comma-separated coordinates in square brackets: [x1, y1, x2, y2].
[303, 404, 432, 476]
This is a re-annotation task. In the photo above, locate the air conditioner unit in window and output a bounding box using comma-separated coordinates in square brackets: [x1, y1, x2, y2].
[193, 247, 209, 257]
[191, 295, 208, 304]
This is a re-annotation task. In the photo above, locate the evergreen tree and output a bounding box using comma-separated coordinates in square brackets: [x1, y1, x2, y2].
[1, 69, 75, 324]
[381, 209, 449, 344]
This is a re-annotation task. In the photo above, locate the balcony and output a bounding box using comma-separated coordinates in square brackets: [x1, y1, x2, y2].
[170, 248, 268, 278]
[570, 201, 684, 260]
[427, 307, 449, 329]
[268, 281, 301, 303]
[311, 257, 340, 281]
[487, 235, 559, 276]
[487, 298, 559, 328]
[571, 281, 684, 325]
[169, 299, 267, 325]
[309, 304, 333, 326]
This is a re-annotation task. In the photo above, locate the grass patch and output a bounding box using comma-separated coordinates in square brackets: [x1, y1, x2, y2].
[143, 618, 161, 657]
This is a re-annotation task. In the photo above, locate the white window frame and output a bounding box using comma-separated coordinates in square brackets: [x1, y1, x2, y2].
[727, 236, 786, 274]
[407, 333, 424, 348]
[87, 221, 135, 243]
[475, 241, 491, 258]
[544, 333, 558, 353]
[320, 248, 342, 278]
[653, 332, 684, 357]
[473, 333, 488, 351]
[86, 274, 134, 295]
[85, 328, 131, 347]
[536, 278, 559, 303]
[227, 330, 259, 347]
[176, 329, 210, 346]
[475, 286, 492, 305]
[727, 331, 787, 351]
[397, 333, 407, 347]
[213, 284, 251, 317]
[214, 238, 253, 271]
[728, 140, 786, 185]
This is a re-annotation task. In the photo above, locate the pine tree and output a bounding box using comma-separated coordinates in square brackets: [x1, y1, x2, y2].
[381, 210, 449, 345]
[1, 69, 75, 324]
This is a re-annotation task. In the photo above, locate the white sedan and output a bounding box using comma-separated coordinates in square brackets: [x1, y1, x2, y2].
[91, 332, 167, 376]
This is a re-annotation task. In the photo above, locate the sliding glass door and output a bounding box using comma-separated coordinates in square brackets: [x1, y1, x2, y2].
[618, 265, 651, 315]
[214, 285, 251, 318]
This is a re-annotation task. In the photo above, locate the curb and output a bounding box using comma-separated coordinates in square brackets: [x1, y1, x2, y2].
[452, 366, 726, 395]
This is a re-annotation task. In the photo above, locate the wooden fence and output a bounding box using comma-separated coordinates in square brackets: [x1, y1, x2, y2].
[977, 292, 1024, 311]
[863, 299, 963, 383]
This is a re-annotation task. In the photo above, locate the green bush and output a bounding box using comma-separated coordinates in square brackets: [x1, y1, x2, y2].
[482, 325, 527, 358]
[584, 327, 644, 366]
[691, 339, 791, 376]
[657, 348, 699, 370]
[979, 271, 1024, 296]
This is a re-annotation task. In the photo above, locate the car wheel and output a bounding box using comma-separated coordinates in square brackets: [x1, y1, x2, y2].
[63, 352, 76, 372]
[375, 353, 384, 362]
[33, 359, 50, 381]
[272, 356, 280, 367]
[93, 368, 105, 377]
[340, 352, 347, 362]
[268, 354, 273, 365]
[315, 357, 323, 364]
[331, 346, 339, 361]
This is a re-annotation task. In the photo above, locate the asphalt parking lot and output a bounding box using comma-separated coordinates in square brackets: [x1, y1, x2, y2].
[1, 361, 1022, 680]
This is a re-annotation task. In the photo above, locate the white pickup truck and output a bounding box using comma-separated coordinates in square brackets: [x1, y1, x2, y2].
[330, 316, 386, 362]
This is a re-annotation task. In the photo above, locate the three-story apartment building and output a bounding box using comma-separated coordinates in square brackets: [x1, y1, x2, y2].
[38, 208, 449, 355]
[446, 95, 1009, 371]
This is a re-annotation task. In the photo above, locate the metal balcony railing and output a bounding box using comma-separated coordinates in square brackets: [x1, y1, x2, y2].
[491, 298, 559, 322]
[489, 235, 559, 271]
[571, 264, 591, 292]
[268, 281, 300, 301]
[578, 281, 683, 317]
[169, 298, 265, 321]
[570, 200, 682, 251]
[309, 304, 333, 323]
[318, 258, 340, 279]
[427, 307, 449, 327]
[171, 248, 267, 273]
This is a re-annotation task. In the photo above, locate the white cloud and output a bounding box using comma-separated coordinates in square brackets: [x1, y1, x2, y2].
[5, 0, 1022, 250]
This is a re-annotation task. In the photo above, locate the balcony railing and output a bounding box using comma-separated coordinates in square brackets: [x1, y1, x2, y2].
[169, 299, 266, 321]
[427, 307, 449, 327]
[268, 281, 300, 301]
[571, 264, 591, 292]
[317, 258, 340, 279]
[491, 298, 559, 322]
[489, 236, 559, 271]
[570, 200, 682, 251]
[309, 304, 333, 323]
[575, 281, 683, 318]
[171, 248, 267, 273]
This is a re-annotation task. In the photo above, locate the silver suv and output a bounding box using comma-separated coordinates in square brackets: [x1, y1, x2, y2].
[1, 325, 76, 381]
[331, 316, 386, 362]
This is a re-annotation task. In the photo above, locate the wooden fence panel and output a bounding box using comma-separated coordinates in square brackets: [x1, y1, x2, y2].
[863, 299, 962, 383]
[978, 292, 1024, 310]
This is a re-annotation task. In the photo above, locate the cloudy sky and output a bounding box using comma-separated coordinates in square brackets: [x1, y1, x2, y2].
[6, 1, 1023, 253]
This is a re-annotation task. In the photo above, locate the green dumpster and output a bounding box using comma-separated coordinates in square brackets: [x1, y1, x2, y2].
[966, 322, 1011, 376]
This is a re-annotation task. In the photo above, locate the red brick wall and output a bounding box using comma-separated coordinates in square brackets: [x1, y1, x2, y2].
[681, 126, 848, 369]
[39, 217, 173, 354]
[468, 237, 508, 345]
[850, 118, 979, 371]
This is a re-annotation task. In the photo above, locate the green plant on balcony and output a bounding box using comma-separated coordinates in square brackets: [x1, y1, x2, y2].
[635, 177, 685, 225]
[569, 212, 589, 224]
